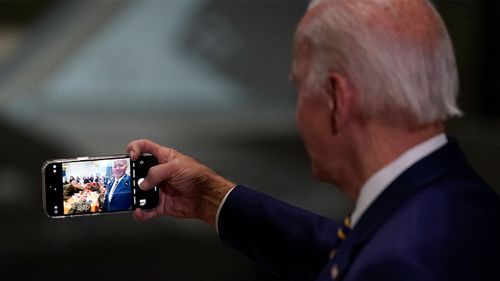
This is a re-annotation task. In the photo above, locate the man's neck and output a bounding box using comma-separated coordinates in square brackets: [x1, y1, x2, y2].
[344, 121, 444, 200]
[114, 175, 125, 182]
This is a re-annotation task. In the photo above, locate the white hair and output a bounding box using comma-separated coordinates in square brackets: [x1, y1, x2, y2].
[298, 0, 462, 125]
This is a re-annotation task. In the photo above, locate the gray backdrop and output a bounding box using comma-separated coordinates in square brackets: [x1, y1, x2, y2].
[0, 1, 498, 280]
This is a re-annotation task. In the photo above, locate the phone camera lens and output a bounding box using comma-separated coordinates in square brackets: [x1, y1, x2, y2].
[140, 160, 144, 165]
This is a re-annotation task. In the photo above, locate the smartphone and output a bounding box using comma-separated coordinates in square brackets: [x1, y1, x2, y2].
[42, 154, 159, 218]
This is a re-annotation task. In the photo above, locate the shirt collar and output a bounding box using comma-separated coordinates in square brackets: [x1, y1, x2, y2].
[114, 175, 125, 183]
[350, 133, 447, 228]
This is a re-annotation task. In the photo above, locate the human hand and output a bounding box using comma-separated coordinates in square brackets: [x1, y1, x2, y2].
[127, 139, 235, 228]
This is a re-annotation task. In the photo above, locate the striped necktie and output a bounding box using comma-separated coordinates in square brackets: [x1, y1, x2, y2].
[337, 214, 352, 240]
[108, 179, 120, 201]
[329, 214, 352, 260]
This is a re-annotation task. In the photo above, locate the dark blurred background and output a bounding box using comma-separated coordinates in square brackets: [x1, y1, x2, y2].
[0, 1, 498, 280]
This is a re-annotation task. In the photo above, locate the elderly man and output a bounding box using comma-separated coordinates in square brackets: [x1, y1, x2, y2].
[128, 0, 500, 280]
[103, 159, 132, 212]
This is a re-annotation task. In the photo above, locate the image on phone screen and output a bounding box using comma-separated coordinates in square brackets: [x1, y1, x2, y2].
[43, 155, 158, 218]
[63, 158, 131, 214]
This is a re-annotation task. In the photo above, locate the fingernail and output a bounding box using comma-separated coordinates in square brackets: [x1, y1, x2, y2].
[138, 178, 145, 190]
[129, 151, 135, 159]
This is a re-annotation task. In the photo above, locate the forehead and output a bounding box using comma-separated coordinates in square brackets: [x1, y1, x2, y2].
[291, 0, 332, 81]
[293, 37, 312, 67]
[113, 160, 127, 166]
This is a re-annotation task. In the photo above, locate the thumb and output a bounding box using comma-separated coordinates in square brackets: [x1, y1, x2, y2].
[138, 161, 179, 191]
[138, 176, 155, 191]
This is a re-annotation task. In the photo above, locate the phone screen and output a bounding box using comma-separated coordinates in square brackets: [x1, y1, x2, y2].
[43, 155, 158, 218]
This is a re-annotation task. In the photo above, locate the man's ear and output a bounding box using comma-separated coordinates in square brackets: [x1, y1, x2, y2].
[327, 72, 356, 134]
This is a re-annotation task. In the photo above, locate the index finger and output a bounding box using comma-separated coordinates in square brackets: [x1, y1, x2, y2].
[127, 139, 164, 161]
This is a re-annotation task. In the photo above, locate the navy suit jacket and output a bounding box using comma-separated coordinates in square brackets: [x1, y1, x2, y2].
[218, 139, 500, 281]
[104, 174, 132, 212]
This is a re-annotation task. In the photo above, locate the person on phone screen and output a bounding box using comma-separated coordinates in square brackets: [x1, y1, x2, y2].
[103, 159, 131, 212]
[127, 0, 500, 280]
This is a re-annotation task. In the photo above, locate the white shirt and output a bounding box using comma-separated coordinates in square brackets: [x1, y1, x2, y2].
[350, 133, 448, 227]
[216, 186, 237, 233]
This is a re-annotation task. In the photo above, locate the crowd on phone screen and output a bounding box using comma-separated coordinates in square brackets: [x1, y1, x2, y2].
[62, 175, 109, 214]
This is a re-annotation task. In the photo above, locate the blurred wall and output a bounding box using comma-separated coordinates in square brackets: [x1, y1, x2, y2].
[0, 1, 498, 280]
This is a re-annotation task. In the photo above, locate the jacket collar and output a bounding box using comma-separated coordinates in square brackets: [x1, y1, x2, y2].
[331, 137, 467, 278]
